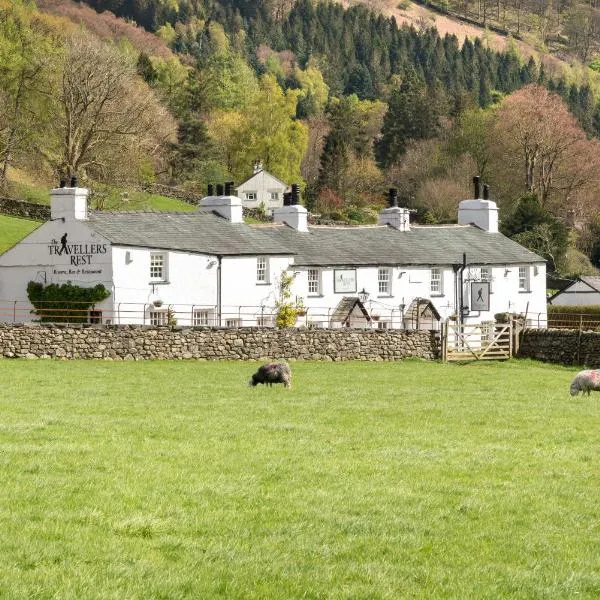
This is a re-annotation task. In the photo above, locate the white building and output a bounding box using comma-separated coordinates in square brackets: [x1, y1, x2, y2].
[235, 162, 289, 214]
[548, 276, 600, 306]
[0, 180, 547, 328]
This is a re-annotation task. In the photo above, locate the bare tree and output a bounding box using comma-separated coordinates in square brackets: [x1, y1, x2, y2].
[42, 34, 176, 183]
[493, 85, 600, 213]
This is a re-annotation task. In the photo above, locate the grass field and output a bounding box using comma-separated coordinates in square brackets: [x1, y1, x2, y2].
[0, 358, 599, 599]
[0, 214, 41, 254]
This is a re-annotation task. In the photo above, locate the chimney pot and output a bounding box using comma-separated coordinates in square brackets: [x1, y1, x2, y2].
[216, 183, 224, 196]
[483, 184, 490, 200]
[473, 176, 481, 199]
[388, 187, 398, 207]
[207, 183, 214, 196]
[59, 179, 66, 188]
[283, 192, 292, 206]
[70, 176, 77, 188]
[291, 183, 300, 204]
[224, 181, 234, 195]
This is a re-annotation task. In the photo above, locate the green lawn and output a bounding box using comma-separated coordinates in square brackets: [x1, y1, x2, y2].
[0, 359, 598, 599]
[0, 214, 41, 254]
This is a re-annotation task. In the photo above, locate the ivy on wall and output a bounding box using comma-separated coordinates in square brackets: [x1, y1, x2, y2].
[26, 281, 110, 323]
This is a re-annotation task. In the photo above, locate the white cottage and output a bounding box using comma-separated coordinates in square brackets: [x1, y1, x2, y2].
[548, 276, 600, 306]
[235, 162, 289, 214]
[0, 179, 547, 328]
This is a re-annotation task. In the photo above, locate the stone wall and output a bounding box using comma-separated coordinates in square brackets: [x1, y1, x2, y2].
[0, 323, 441, 361]
[519, 328, 600, 367]
[0, 197, 50, 221]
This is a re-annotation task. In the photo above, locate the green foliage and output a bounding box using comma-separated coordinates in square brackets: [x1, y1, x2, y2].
[548, 304, 600, 314]
[26, 281, 110, 323]
[502, 194, 569, 273]
[274, 271, 304, 328]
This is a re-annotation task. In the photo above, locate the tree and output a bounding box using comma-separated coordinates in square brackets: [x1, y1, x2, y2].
[41, 34, 176, 183]
[493, 85, 600, 211]
[0, 0, 60, 189]
[375, 69, 445, 168]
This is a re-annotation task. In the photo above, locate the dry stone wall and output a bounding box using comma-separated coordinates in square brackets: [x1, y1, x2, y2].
[0, 198, 50, 221]
[519, 328, 600, 367]
[0, 324, 441, 361]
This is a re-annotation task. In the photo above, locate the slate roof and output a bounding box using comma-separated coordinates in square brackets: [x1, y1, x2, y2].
[86, 210, 544, 266]
[579, 276, 600, 292]
[330, 296, 371, 323]
[256, 223, 544, 266]
[236, 169, 288, 189]
[86, 211, 293, 256]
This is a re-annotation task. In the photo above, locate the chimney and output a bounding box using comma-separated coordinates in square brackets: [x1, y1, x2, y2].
[458, 178, 498, 233]
[199, 185, 243, 223]
[253, 161, 263, 174]
[273, 183, 307, 232]
[473, 176, 481, 199]
[378, 188, 410, 231]
[207, 183, 214, 196]
[50, 179, 89, 221]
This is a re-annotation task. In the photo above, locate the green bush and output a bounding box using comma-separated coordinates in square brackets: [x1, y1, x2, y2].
[27, 281, 110, 323]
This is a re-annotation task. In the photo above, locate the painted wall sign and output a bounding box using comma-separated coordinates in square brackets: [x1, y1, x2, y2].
[334, 269, 357, 294]
[470, 281, 490, 311]
[48, 233, 107, 266]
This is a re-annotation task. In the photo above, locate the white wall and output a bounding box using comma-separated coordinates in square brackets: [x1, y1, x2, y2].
[236, 171, 288, 213]
[549, 280, 600, 306]
[0, 219, 113, 322]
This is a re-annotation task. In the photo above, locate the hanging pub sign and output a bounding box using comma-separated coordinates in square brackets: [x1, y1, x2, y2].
[470, 281, 490, 311]
[334, 269, 357, 293]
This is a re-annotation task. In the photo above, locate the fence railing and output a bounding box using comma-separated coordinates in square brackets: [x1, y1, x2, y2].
[0, 300, 440, 330]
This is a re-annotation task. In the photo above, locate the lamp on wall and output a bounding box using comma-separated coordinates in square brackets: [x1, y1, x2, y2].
[504, 268, 511, 277]
[358, 288, 369, 303]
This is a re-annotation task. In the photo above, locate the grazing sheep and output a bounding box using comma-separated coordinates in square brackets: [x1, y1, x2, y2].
[249, 362, 292, 389]
[570, 369, 600, 396]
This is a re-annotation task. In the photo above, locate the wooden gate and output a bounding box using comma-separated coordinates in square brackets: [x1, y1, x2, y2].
[442, 320, 514, 361]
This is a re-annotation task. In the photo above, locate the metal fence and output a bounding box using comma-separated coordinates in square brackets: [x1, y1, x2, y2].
[0, 300, 443, 330]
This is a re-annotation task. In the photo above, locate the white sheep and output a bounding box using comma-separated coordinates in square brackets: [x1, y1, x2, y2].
[569, 370, 600, 396]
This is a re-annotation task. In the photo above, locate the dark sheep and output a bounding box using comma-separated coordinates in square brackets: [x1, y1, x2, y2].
[249, 362, 292, 389]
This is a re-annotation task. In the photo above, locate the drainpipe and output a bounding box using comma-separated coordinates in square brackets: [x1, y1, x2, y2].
[459, 252, 467, 324]
[217, 255, 223, 326]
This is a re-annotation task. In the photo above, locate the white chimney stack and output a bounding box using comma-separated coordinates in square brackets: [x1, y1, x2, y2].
[200, 181, 243, 223]
[273, 183, 308, 232]
[458, 177, 498, 233]
[50, 180, 88, 221]
[378, 188, 410, 231]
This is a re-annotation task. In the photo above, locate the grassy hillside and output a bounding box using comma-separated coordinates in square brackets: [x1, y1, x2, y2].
[0, 358, 598, 598]
[0, 215, 41, 254]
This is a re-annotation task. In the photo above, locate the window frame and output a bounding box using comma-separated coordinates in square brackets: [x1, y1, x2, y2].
[245, 191, 257, 201]
[192, 309, 211, 327]
[308, 268, 321, 296]
[480, 266, 492, 293]
[256, 257, 268, 283]
[378, 267, 392, 296]
[150, 252, 167, 282]
[430, 267, 443, 296]
[518, 266, 530, 292]
[149, 310, 168, 326]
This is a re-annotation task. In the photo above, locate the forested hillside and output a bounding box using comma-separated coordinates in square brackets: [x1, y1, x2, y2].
[2, 0, 600, 276]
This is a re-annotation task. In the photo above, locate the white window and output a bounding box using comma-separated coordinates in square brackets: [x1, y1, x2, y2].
[270, 192, 279, 201]
[150, 310, 168, 326]
[378, 268, 391, 295]
[308, 269, 321, 295]
[430, 268, 442, 295]
[256, 257, 268, 283]
[225, 318, 241, 328]
[257, 315, 274, 327]
[376, 321, 389, 330]
[519, 266, 530, 291]
[245, 192, 257, 201]
[150, 252, 166, 281]
[480, 266, 492, 293]
[193, 310, 211, 326]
